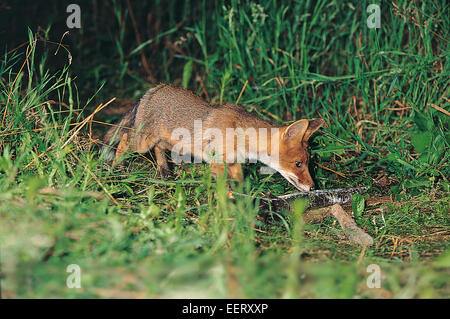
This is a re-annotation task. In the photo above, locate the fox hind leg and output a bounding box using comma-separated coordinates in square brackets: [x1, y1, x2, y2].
[110, 130, 172, 180]
[113, 132, 158, 166]
[154, 145, 172, 179]
[113, 132, 130, 166]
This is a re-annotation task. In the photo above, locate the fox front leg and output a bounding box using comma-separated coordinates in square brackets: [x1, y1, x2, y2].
[210, 163, 243, 199]
[227, 163, 243, 182]
[210, 163, 243, 182]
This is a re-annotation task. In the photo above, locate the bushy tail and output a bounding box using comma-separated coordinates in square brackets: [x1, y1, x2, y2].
[101, 104, 138, 161]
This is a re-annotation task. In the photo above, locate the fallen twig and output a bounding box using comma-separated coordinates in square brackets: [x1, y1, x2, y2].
[234, 188, 373, 246]
[233, 186, 367, 208]
[305, 204, 374, 247]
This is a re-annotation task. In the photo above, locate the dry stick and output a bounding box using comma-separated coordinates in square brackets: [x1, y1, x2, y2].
[390, 237, 399, 259]
[314, 161, 347, 179]
[235, 79, 248, 104]
[389, 107, 411, 111]
[69, 149, 119, 206]
[54, 31, 69, 57]
[90, 119, 135, 131]
[356, 245, 368, 264]
[326, 204, 374, 247]
[60, 97, 116, 150]
[429, 103, 450, 116]
[43, 39, 73, 65]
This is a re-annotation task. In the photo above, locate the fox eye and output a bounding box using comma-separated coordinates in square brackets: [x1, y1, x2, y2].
[295, 161, 303, 168]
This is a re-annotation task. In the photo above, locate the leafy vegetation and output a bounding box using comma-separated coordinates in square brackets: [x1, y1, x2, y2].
[0, 0, 449, 298]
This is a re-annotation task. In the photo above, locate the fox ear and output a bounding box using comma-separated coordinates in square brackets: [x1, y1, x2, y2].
[282, 119, 309, 142]
[302, 118, 325, 141]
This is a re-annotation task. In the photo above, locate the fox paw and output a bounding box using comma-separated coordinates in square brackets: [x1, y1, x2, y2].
[159, 168, 174, 180]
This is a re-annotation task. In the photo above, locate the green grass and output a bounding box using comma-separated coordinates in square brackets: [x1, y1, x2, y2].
[0, 0, 449, 298]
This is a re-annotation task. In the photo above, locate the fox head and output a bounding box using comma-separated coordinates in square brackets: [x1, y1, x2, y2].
[273, 118, 324, 192]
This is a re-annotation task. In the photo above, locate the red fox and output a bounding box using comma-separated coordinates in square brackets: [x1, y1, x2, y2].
[102, 84, 324, 192]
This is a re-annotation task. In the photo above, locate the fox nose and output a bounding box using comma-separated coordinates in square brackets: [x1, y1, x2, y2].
[299, 184, 311, 192]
